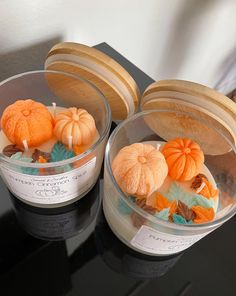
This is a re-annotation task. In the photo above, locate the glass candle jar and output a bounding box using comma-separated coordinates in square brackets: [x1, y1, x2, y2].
[103, 109, 236, 256]
[0, 70, 111, 207]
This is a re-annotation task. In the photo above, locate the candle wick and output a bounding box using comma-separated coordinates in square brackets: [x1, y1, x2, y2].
[52, 102, 56, 117]
[196, 182, 206, 194]
[22, 139, 29, 152]
[68, 135, 73, 150]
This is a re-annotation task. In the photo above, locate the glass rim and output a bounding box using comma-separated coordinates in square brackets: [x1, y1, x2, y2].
[105, 109, 236, 231]
[0, 70, 112, 168]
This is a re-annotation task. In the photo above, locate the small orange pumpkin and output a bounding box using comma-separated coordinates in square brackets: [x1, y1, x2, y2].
[1, 99, 53, 147]
[112, 143, 168, 197]
[54, 107, 96, 146]
[162, 138, 204, 181]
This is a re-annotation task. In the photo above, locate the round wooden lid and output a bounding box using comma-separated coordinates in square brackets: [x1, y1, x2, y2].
[141, 80, 236, 155]
[45, 42, 140, 120]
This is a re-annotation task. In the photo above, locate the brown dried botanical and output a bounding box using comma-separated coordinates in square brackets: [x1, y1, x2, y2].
[2, 144, 23, 157]
[131, 212, 146, 229]
[191, 173, 208, 189]
[32, 149, 51, 162]
[176, 201, 196, 221]
[136, 198, 156, 214]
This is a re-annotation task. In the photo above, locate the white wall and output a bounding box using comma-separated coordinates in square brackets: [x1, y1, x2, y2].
[0, 0, 236, 89]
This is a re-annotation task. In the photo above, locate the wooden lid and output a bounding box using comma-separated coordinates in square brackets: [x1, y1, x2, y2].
[141, 80, 236, 155]
[45, 42, 140, 120]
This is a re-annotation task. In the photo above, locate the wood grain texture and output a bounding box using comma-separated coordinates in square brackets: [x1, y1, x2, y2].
[142, 80, 236, 120]
[142, 80, 236, 155]
[46, 42, 140, 119]
[46, 61, 129, 120]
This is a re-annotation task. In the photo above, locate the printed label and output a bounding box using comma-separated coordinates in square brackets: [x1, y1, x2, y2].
[131, 225, 211, 255]
[1, 157, 96, 204]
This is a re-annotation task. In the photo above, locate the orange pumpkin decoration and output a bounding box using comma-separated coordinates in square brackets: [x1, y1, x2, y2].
[1, 99, 53, 147]
[112, 143, 168, 197]
[73, 145, 86, 155]
[54, 107, 96, 147]
[162, 138, 204, 181]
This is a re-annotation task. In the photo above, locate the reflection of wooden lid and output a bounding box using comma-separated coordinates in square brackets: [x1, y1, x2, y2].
[45, 42, 140, 120]
[141, 80, 236, 155]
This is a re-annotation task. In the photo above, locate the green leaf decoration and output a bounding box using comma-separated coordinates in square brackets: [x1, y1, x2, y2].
[173, 214, 193, 225]
[10, 152, 33, 162]
[166, 182, 215, 209]
[10, 152, 38, 175]
[22, 167, 39, 175]
[118, 196, 135, 215]
[154, 208, 169, 221]
[51, 142, 75, 162]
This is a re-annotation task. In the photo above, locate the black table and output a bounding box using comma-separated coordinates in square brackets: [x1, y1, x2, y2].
[1, 43, 236, 296]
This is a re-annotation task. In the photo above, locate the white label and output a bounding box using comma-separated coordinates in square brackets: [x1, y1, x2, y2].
[131, 225, 210, 255]
[1, 157, 96, 204]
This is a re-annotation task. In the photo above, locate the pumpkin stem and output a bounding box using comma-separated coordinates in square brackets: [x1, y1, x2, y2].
[138, 156, 147, 164]
[22, 109, 31, 116]
[183, 147, 191, 154]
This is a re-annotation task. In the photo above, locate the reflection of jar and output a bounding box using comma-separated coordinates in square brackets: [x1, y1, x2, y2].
[11, 180, 101, 241]
[103, 80, 236, 256]
[95, 211, 181, 279]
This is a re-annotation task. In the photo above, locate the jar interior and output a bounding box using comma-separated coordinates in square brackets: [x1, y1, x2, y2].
[0, 71, 109, 138]
[107, 109, 236, 225]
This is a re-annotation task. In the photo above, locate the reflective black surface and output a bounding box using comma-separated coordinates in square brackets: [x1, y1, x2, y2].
[1, 43, 236, 296]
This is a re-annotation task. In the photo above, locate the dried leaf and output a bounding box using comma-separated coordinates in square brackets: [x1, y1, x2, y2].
[131, 212, 146, 229]
[176, 200, 196, 221]
[136, 198, 156, 214]
[155, 192, 172, 211]
[191, 173, 208, 189]
[198, 178, 219, 200]
[166, 182, 214, 209]
[191, 206, 215, 224]
[32, 149, 51, 162]
[172, 214, 193, 225]
[2, 144, 23, 157]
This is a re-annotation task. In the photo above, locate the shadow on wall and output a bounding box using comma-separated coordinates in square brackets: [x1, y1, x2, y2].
[214, 45, 236, 95]
[0, 36, 62, 81]
[156, 0, 217, 79]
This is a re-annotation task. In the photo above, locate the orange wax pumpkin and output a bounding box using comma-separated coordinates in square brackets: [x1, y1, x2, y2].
[161, 138, 204, 181]
[1, 99, 53, 147]
[112, 143, 168, 198]
[54, 107, 96, 147]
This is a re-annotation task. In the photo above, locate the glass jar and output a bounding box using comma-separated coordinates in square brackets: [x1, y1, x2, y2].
[0, 70, 111, 207]
[103, 108, 236, 256]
